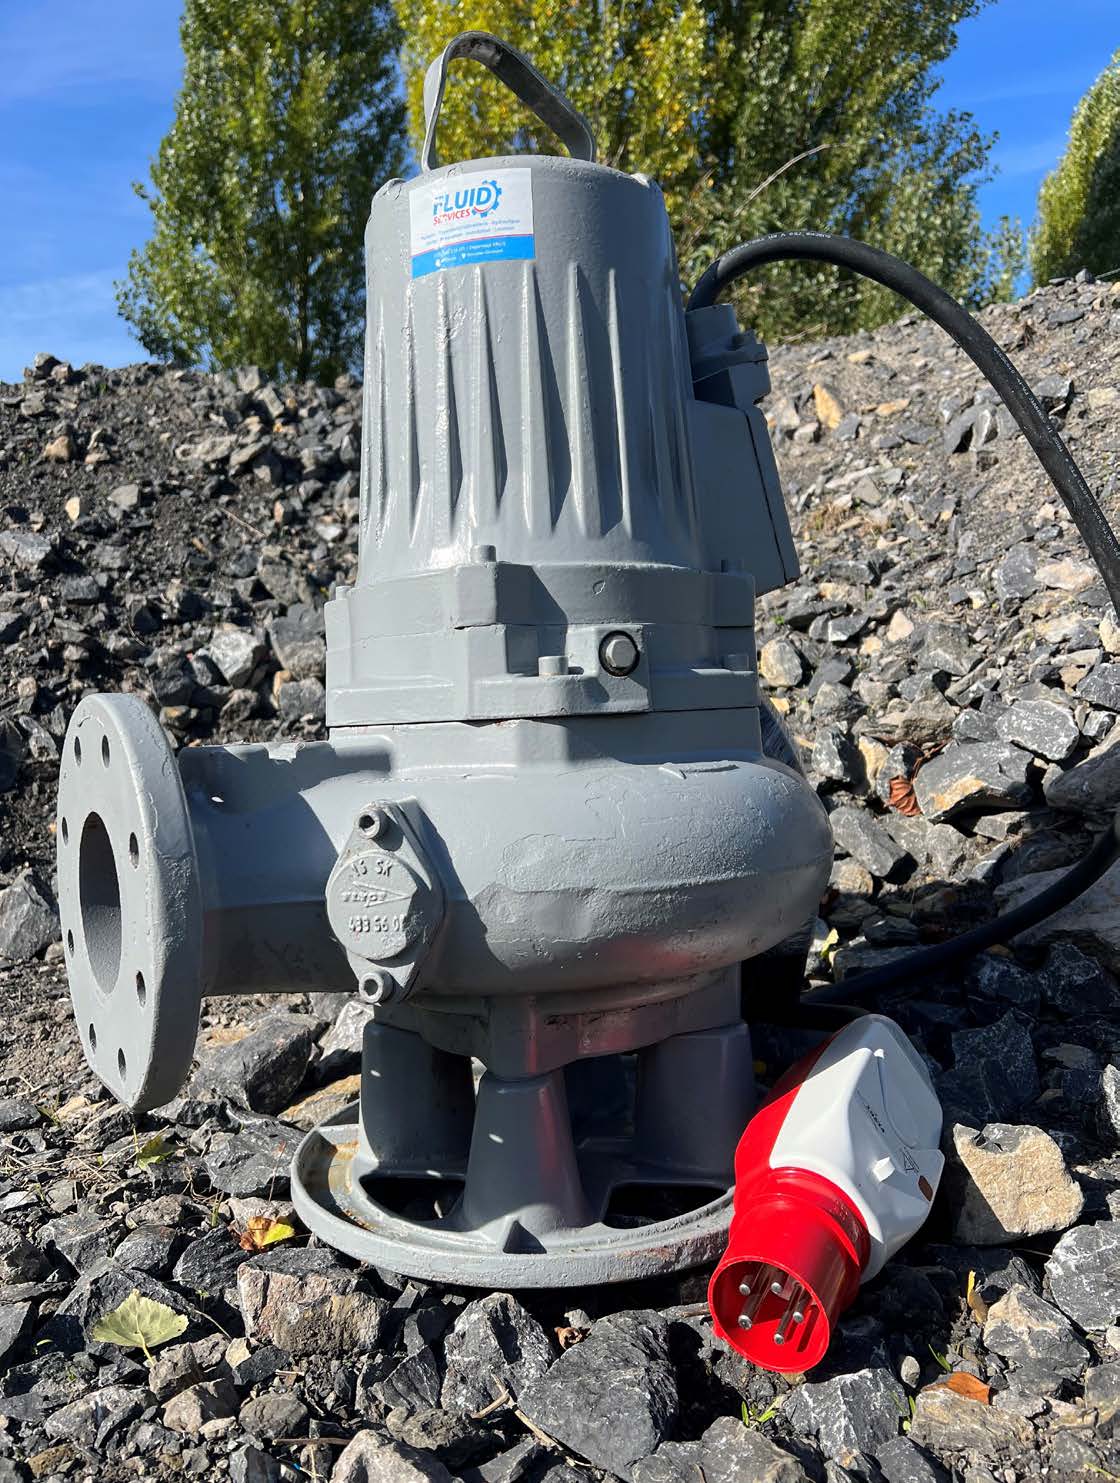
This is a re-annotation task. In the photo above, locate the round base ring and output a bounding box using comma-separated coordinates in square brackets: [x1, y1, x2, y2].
[291, 1105, 733, 1288]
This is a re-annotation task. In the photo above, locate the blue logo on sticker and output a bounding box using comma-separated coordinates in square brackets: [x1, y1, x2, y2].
[431, 179, 503, 222]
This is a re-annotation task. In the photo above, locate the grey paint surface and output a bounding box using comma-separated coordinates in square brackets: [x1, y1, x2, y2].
[57, 36, 832, 1284]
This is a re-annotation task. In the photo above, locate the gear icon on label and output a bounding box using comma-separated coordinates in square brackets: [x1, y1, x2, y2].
[471, 180, 502, 217]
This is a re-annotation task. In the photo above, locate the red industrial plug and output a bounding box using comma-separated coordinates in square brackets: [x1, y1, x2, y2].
[709, 1014, 943, 1374]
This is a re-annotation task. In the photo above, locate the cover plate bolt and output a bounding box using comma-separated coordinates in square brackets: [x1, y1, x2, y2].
[599, 631, 640, 677]
[359, 970, 398, 1005]
[358, 807, 389, 840]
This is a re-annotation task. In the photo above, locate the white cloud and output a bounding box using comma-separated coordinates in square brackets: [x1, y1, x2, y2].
[993, 133, 1070, 180]
[942, 66, 1103, 109]
[0, 2, 183, 105]
[0, 269, 145, 383]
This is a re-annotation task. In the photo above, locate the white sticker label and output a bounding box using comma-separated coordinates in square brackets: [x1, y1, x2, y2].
[409, 168, 534, 279]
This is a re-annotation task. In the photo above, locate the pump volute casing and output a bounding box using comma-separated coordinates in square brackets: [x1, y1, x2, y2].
[57, 33, 832, 1285]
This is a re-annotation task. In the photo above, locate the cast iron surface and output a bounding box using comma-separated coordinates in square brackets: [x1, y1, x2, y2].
[57, 693, 204, 1110]
[291, 1104, 736, 1287]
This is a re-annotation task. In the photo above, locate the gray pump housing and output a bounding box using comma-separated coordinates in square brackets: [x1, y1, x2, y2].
[57, 33, 832, 1286]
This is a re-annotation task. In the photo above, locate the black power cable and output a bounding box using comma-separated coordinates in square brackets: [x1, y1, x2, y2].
[689, 232, 1120, 612]
[688, 232, 1120, 1003]
[815, 817, 1120, 1008]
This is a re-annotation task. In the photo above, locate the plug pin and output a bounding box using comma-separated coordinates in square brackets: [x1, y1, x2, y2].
[773, 1285, 807, 1346]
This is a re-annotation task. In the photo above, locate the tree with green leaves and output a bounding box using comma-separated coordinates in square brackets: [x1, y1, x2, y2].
[981, 215, 1028, 304]
[397, 0, 1003, 339]
[117, 0, 404, 383]
[1032, 49, 1120, 285]
[399, 0, 709, 214]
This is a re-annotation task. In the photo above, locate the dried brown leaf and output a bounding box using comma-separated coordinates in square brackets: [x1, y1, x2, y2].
[928, 1372, 991, 1405]
[887, 775, 921, 816]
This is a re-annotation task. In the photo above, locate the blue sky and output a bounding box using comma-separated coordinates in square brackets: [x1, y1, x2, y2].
[0, 0, 1116, 382]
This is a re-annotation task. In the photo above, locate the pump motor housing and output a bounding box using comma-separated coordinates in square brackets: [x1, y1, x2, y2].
[56, 32, 833, 1286]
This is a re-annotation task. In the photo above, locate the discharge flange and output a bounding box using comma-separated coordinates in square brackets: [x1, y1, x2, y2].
[57, 32, 834, 1287]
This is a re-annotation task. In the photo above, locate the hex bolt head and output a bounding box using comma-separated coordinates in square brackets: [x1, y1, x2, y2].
[359, 970, 397, 1006]
[599, 631, 640, 677]
[357, 806, 388, 840]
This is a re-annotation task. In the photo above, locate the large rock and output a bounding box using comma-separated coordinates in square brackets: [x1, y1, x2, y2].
[230, 1448, 282, 1483]
[384, 1408, 493, 1472]
[238, 1390, 309, 1440]
[42, 1210, 125, 1275]
[912, 742, 1031, 822]
[1035, 941, 1118, 1015]
[316, 999, 374, 1079]
[0, 1222, 47, 1284]
[237, 1247, 388, 1356]
[982, 1285, 1089, 1383]
[1045, 731, 1120, 817]
[190, 1012, 316, 1114]
[908, 1383, 1034, 1453]
[266, 603, 326, 680]
[162, 1378, 240, 1435]
[172, 1228, 251, 1297]
[440, 1292, 554, 1414]
[634, 1417, 809, 1482]
[1086, 1362, 1120, 1434]
[43, 1385, 147, 1447]
[204, 1119, 294, 1198]
[365, 1348, 443, 1413]
[202, 624, 266, 688]
[759, 637, 803, 688]
[874, 1437, 950, 1483]
[0, 1301, 34, 1369]
[1079, 663, 1120, 712]
[995, 699, 1079, 763]
[0, 530, 52, 571]
[332, 1433, 452, 1483]
[995, 861, 1120, 972]
[0, 872, 58, 960]
[830, 805, 907, 879]
[519, 1310, 677, 1481]
[781, 1367, 905, 1458]
[941, 1123, 1084, 1244]
[1045, 1221, 1120, 1331]
[279, 1074, 361, 1132]
[943, 1013, 1040, 1124]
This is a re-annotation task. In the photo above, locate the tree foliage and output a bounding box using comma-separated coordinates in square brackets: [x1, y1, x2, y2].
[117, 0, 404, 383]
[400, 0, 708, 212]
[397, 0, 1002, 338]
[980, 215, 1027, 305]
[1032, 49, 1120, 285]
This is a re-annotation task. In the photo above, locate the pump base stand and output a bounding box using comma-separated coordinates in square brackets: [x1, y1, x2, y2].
[291, 1014, 753, 1287]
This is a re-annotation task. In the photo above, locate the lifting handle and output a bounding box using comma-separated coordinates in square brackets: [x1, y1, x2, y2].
[421, 31, 598, 172]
